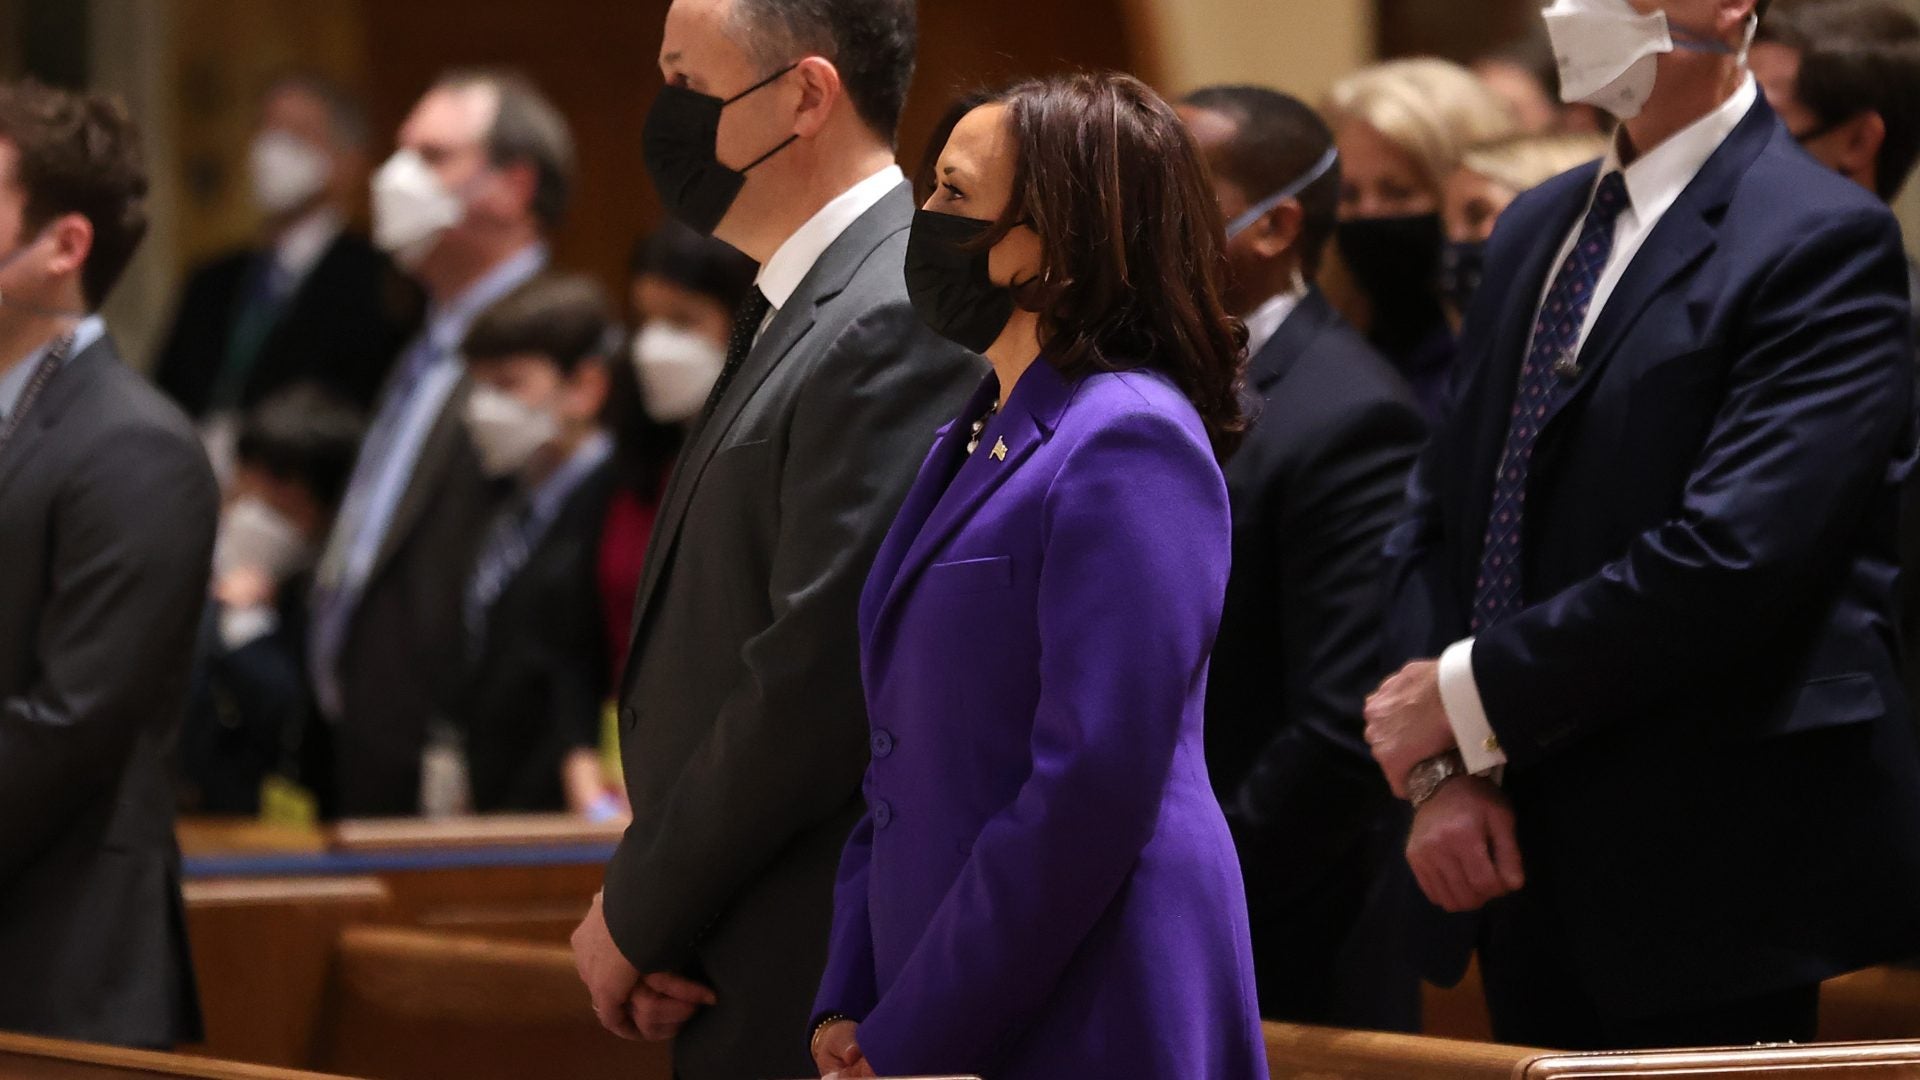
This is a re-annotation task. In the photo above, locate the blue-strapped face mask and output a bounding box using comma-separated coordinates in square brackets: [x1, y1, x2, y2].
[1225, 146, 1340, 242]
[1543, 0, 1758, 120]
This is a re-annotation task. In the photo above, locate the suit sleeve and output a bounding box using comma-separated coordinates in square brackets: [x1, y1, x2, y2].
[0, 423, 217, 880]
[1254, 399, 1427, 789]
[852, 411, 1231, 1075]
[1473, 207, 1914, 766]
[599, 305, 978, 972]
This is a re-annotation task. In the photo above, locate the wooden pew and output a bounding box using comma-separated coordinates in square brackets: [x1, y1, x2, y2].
[1266, 1021, 1536, 1079]
[312, 926, 671, 1080]
[1519, 1039, 1920, 1077]
[0, 1031, 358, 1079]
[182, 877, 393, 1069]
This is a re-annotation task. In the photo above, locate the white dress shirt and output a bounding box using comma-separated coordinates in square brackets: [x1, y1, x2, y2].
[1241, 277, 1309, 360]
[273, 206, 343, 295]
[1439, 76, 1760, 774]
[753, 164, 905, 338]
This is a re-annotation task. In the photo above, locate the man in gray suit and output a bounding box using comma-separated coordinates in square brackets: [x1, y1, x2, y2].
[570, 1, 981, 1077]
[0, 82, 217, 1048]
[308, 70, 571, 816]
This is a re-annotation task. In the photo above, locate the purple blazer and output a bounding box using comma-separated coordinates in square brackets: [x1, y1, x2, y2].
[812, 359, 1268, 1080]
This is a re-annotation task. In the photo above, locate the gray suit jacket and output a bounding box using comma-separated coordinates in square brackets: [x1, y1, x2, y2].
[602, 183, 983, 1080]
[0, 334, 216, 1047]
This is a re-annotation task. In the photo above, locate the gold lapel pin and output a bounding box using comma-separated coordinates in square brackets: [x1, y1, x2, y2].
[990, 437, 1009, 462]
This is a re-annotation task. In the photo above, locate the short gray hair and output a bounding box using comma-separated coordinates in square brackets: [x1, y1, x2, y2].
[435, 68, 576, 230]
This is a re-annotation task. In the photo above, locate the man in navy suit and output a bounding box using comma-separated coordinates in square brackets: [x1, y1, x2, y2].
[1366, 0, 1920, 1050]
[1177, 85, 1427, 1030]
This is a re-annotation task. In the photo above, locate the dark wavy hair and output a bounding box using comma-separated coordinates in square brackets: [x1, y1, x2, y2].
[979, 72, 1248, 458]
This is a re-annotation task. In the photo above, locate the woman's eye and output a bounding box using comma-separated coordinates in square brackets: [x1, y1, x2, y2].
[941, 182, 965, 200]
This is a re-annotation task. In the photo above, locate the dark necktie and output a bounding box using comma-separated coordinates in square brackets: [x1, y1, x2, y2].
[1473, 171, 1630, 631]
[0, 337, 69, 460]
[698, 286, 773, 424]
[465, 498, 536, 654]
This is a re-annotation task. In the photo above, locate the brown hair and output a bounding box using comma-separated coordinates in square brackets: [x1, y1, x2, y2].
[982, 72, 1248, 459]
[0, 81, 148, 310]
[462, 273, 612, 375]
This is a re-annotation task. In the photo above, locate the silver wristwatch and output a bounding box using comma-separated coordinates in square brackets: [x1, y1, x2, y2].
[1407, 750, 1468, 808]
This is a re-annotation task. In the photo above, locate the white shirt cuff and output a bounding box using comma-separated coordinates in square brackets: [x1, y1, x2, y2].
[1438, 638, 1508, 774]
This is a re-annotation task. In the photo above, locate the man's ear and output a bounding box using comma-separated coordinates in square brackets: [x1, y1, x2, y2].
[1839, 110, 1888, 190]
[44, 213, 92, 282]
[1246, 199, 1306, 262]
[791, 55, 844, 140]
[568, 358, 613, 422]
[487, 158, 541, 222]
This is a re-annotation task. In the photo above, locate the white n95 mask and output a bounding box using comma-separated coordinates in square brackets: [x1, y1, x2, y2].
[214, 496, 313, 582]
[372, 149, 464, 267]
[631, 323, 726, 424]
[1543, 0, 1752, 120]
[463, 383, 560, 478]
[250, 131, 331, 217]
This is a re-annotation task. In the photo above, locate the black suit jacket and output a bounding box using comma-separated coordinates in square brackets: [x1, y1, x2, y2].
[179, 581, 314, 815]
[601, 184, 983, 1080]
[0, 334, 216, 1047]
[1385, 97, 1920, 1016]
[1204, 289, 1426, 1023]
[462, 461, 615, 813]
[154, 229, 419, 416]
[1209, 287, 1426, 807]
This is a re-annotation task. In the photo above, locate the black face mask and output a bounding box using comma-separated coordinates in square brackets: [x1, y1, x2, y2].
[1439, 239, 1487, 318]
[905, 209, 1015, 354]
[1335, 212, 1446, 361]
[642, 64, 799, 236]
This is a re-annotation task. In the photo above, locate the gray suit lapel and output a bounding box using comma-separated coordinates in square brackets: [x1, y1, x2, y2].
[621, 182, 916, 684]
[0, 338, 114, 504]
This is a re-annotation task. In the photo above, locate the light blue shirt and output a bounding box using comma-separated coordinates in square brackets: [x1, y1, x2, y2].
[0, 315, 105, 422]
[309, 244, 546, 719]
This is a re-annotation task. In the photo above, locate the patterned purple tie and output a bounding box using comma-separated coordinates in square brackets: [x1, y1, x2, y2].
[1473, 171, 1630, 631]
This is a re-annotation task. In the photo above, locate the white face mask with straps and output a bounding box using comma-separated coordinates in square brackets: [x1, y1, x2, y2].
[371, 149, 467, 268]
[631, 323, 725, 424]
[1544, 0, 1758, 120]
[463, 382, 560, 478]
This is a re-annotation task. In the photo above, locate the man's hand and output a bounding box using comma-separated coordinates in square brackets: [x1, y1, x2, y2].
[571, 891, 643, 1039]
[813, 1019, 865, 1077]
[1365, 660, 1457, 798]
[628, 971, 718, 1042]
[1406, 775, 1525, 913]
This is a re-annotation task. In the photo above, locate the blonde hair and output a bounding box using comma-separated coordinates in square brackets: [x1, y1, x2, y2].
[1324, 58, 1518, 194]
[1460, 132, 1611, 194]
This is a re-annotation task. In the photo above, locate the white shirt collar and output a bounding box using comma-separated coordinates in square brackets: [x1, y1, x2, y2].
[273, 206, 344, 287]
[755, 164, 905, 310]
[1604, 74, 1757, 225]
[1241, 278, 1310, 360]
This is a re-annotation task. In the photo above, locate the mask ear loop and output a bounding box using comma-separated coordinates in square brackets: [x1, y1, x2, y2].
[722, 62, 804, 174]
[1226, 146, 1340, 240]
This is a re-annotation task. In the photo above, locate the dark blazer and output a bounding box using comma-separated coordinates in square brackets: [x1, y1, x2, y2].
[330, 374, 499, 816]
[600, 183, 982, 1080]
[154, 229, 420, 416]
[179, 581, 314, 815]
[462, 461, 615, 813]
[0, 334, 216, 1047]
[1384, 97, 1920, 1017]
[1205, 287, 1426, 1024]
[813, 365, 1267, 1080]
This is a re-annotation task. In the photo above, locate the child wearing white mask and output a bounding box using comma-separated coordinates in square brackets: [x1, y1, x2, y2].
[183, 385, 365, 816]
[456, 273, 625, 817]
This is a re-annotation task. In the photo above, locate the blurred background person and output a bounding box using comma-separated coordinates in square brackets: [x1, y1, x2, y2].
[153, 73, 419, 482]
[809, 72, 1265, 1080]
[308, 69, 571, 817]
[1441, 132, 1610, 328]
[1176, 83, 1426, 1030]
[1752, 0, 1920, 333]
[179, 384, 363, 819]
[456, 274, 618, 815]
[0, 80, 216, 1050]
[1324, 58, 1515, 421]
[1471, 29, 1608, 136]
[599, 221, 757, 684]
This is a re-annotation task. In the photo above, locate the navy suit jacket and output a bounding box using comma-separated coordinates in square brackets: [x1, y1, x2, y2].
[1385, 95, 1920, 1015]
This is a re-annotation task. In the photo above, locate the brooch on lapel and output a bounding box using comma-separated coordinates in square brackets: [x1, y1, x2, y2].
[990, 437, 1008, 462]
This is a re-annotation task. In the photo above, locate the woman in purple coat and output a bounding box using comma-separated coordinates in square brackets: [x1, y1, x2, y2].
[808, 72, 1268, 1080]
